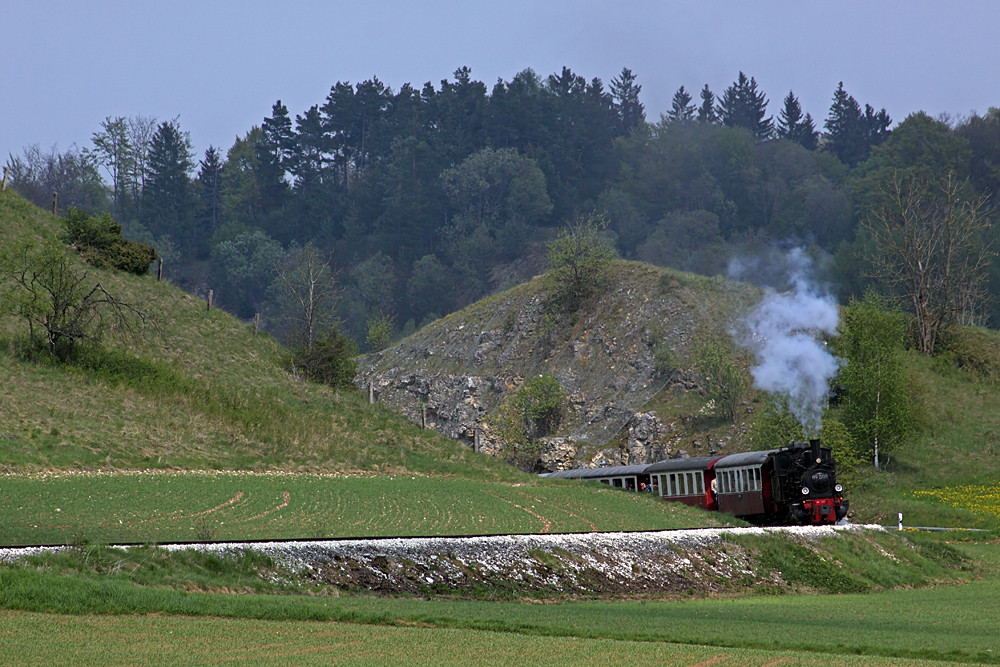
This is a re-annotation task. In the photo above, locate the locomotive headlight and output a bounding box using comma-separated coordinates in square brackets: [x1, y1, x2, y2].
[801, 487, 810, 495]
[834, 483, 843, 493]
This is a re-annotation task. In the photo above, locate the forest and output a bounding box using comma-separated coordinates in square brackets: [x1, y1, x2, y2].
[6, 66, 1000, 350]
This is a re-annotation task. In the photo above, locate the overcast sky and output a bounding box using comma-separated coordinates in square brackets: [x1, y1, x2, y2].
[3, 1, 998, 162]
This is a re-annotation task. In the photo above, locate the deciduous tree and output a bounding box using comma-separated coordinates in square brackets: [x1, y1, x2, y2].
[270, 243, 340, 351]
[0, 239, 148, 359]
[838, 290, 911, 468]
[863, 170, 993, 354]
[546, 212, 618, 311]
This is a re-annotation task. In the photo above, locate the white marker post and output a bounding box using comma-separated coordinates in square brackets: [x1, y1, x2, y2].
[898, 512, 903, 531]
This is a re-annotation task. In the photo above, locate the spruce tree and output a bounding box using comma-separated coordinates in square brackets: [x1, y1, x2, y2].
[717, 72, 773, 140]
[697, 84, 717, 124]
[194, 146, 223, 256]
[666, 85, 695, 123]
[610, 67, 644, 134]
[777, 91, 818, 150]
[144, 120, 195, 251]
[825, 81, 870, 167]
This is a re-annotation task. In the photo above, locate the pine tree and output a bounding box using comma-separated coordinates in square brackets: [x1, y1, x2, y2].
[144, 120, 196, 251]
[717, 72, 773, 140]
[610, 67, 644, 134]
[666, 85, 695, 123]
[194, 146, 223, 256]
[258, 100, 293, 211]
[697, 84, 717, 124]
[777, 91, 818, 150]
[823, 82, 890, 167]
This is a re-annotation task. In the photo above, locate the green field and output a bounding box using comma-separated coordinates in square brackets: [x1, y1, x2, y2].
[0, 609, 976, 667]
[0, 472, 731, 546]
[1, 540, 997, 665]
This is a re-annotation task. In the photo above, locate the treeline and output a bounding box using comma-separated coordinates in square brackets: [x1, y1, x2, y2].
[7, 67, 1000, 346]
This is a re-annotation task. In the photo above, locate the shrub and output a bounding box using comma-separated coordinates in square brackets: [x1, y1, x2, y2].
[546, 212, 618, 312]
[62, 207, 157, 275]
[694, 333, 748, 423]
[486, 375, 565, 471]
[294, 328, 358, 390]
[938, 325, 1000, 383]
[516, 375, 565, 438]
[365, 312, 395, 352]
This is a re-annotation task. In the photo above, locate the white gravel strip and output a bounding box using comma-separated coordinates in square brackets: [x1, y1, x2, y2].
[0, 523, 880, 565]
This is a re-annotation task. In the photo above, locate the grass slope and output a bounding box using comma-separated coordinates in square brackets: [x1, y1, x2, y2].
[0, 189, 511, 479]
[0, 535, 991, 664]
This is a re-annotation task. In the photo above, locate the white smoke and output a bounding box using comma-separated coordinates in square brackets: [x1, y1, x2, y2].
[730, 248, 841, 436]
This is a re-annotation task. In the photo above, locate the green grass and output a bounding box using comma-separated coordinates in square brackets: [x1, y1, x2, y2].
[2, 610, 966, 667]
[0, 189, 525, 480]
[0, 537, 996, 664]
[0, 472, 730, 546]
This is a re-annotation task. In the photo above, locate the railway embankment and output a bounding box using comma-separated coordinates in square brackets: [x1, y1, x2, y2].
[2, 524, 965, 599]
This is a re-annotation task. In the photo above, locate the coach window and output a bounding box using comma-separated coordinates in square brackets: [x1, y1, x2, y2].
[754, 467, 761, 490]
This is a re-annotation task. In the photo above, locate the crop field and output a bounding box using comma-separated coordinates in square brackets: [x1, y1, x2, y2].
[0, 471, 730, 546]
[0, 610, 969, 667]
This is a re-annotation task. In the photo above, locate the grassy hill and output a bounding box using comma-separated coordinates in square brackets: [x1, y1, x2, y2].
[0, 188, 508, 477]
[0, 189, 736, 545]
[4, 187, 1000, 536]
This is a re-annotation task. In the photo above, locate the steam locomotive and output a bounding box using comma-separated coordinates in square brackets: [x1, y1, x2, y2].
[541, 440, 848, 525]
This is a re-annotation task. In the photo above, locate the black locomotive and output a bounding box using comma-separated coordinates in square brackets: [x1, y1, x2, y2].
[542, 439, 848, 525]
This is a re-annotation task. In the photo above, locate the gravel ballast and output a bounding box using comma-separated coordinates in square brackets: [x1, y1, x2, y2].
[0, 524, 883, 597]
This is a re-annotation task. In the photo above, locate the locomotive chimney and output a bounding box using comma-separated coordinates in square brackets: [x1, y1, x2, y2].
[810, 438, 821, 462]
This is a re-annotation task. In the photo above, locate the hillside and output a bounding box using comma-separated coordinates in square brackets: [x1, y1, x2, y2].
[5, 188, 1000, 532]
[358, 237, 1000, 529]
[358, 262, 762, 470]
[0, 189, 514, 479]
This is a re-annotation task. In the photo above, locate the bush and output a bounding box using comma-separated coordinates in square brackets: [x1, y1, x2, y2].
[62, 208, 157, 275]
[938, 325, 1000, 383]
[516, 375, 565, 438]
[294, 328, 358, 390]
[486, 375, 565, 471]
[546, 212, 618, 312]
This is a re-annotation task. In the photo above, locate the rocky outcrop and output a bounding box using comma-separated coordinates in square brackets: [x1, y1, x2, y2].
[356, 264, 757, 471]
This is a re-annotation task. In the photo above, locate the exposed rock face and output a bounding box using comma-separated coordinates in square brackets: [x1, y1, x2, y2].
[357, 265, 756, 471]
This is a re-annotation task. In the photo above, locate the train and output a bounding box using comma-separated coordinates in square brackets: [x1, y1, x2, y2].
[541, 439, 848, 525]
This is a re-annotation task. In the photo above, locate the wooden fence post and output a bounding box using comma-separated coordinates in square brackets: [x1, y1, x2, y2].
[51, 192, 58, 215]
[157, 258, 163, 281]
[253, 312, 260, 335]
[421, 405, 427, 429]
[368, 381, 374, 404]
[1, 166, 8, 190]
[207, 289, 213, 311]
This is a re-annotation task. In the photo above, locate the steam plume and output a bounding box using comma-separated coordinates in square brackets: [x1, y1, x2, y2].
[730, 248, 841, 436]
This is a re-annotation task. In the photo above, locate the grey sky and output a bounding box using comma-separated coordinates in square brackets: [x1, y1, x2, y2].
[3, 1, 998, 161]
